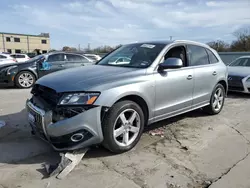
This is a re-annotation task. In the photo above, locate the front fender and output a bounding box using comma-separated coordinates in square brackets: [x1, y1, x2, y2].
[94, 83, 155, 120]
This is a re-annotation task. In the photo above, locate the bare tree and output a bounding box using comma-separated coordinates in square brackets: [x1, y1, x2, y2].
[207, 40, 230, 52]
[231, 27, 250, 51]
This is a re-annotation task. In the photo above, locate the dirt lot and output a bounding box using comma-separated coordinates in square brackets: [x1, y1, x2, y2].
[0, 88, 250, 188]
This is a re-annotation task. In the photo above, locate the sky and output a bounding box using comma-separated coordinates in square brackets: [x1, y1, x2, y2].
[1, 0, 250, 49]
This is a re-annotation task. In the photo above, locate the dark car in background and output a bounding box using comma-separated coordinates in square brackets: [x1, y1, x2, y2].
[0, 52, 95, 88]
[227, 56, 250, 93]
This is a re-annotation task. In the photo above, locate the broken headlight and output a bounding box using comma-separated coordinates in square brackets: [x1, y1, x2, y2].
[58, 92, 100, 105]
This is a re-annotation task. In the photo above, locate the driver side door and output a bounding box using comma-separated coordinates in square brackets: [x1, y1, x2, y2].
[154, 45, 194, 121]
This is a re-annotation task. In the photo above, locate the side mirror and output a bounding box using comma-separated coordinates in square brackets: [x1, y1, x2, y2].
[158, 57, 183, 71]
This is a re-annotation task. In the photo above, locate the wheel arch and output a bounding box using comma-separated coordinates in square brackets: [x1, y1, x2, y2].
[114, 95, 149, 125]
[218, 79, 228, 94]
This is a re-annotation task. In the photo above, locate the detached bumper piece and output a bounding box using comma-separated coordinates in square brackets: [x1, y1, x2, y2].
[44, 148, 89, 179]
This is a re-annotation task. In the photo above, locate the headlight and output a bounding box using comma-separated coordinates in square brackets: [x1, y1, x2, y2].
[0, 65, 18, 75]
[59, 93, 100, 105]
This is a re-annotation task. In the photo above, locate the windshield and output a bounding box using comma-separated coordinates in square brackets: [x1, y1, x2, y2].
[97, 43, 166, 68]
[229, 58, 250, 67]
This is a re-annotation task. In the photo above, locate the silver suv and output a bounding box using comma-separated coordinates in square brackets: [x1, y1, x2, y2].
[26, 40, 228, 153]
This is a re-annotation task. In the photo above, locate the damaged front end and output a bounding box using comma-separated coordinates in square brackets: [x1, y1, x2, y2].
[26, 84, 108, 151]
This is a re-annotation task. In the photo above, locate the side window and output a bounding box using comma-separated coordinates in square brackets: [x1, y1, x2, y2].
[206, 49, 219, 64]
[16, 55, 25, 58]
[164, 46, 187, 66]
[187, 45, 209, 66]
[47, 54, 65, 62]
[66, 54, 87, 62]
[10, 55, 16, 58]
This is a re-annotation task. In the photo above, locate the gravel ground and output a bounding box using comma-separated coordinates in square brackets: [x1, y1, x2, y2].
[0, 88, 250, 188]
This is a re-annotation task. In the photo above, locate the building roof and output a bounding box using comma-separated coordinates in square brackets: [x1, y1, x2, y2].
[0, 32, 50, 38]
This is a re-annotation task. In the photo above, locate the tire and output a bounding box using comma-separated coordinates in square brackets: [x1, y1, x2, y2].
[15, 71, 36, 89]
[203, 83, 225, 115]
[102, 100, 145, 153]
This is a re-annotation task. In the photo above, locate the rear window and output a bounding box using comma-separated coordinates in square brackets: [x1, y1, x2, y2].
[206, 49, 219, 64]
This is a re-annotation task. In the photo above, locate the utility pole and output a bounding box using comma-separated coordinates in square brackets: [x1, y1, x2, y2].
[169, 36, 173, 41]
[27, 36, 30, 53]
[78, 44, 80, 51]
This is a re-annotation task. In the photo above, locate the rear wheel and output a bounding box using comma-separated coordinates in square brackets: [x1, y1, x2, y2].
[15, 71, 36, 89]
[203, 83, 225, 115]
[102, 100, 145, 153]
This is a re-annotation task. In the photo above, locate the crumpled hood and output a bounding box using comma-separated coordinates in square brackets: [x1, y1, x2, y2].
[228, 66, 250, 77]
[36, 65, 145, 92]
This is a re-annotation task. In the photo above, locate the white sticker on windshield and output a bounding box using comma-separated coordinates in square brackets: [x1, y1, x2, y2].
[140, 44, 155, 49]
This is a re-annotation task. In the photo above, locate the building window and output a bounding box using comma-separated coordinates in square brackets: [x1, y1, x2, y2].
[7, 49, 12, 53]
[6, 37, 11, 42]
[15, 49, 21, 53]
[41, 40, 47, 44]
[42, 50, 47, 54]
[14, 38, 20, 42]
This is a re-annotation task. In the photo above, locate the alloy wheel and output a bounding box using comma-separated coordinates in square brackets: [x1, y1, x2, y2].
[113, 109, 141, 147]
[212, 87, 224, 112]
[18, 73, 34, 88]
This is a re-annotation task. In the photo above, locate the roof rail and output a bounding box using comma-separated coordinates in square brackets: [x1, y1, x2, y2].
[174, 40, 210, 48]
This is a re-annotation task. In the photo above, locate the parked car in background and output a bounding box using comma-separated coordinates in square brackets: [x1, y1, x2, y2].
[26, 40, 228, 154]
[109, 57, 131, 65]
[84, 54, 102, 61]
[0, 54, 17, 65]
[10, 54, 30, 63]
[227, 56, 250, 93]
[0, 52, 95, 88]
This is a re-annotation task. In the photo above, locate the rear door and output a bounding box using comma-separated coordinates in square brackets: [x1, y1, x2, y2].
[65, 54, 93, 69]
[187, 45, 218, 108]
[37, 53, 66, 78]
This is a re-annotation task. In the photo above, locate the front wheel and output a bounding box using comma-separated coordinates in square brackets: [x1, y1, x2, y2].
[102, 100, 145, 153]
[15, 71, 36, 89]
[203, 83, 225, 115]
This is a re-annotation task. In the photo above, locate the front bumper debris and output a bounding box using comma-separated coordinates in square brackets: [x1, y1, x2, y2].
[26, 100, 104, 151]
[44, 148, 89, 179]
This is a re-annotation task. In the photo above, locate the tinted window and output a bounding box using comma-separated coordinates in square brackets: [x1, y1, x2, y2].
[6, 37, 11, 42]
[7, 49, 12, 53]
[229, 58, 250, 67]
[0, 55, 7, 59]
[188, 45, 209, 66]
[41, 40, 47, 44]
[11, 54, 25, 58]
[66, 54, 87, 62]
[15, 49, 21, 53]
[206, 49, 219, 64]
[14, 38, 20, 42]
[47, 54, 65, 62]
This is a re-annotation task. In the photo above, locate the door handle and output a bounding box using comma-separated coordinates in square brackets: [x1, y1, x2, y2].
[212, 71, 217, 76]
[187, 75, 193, 80]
